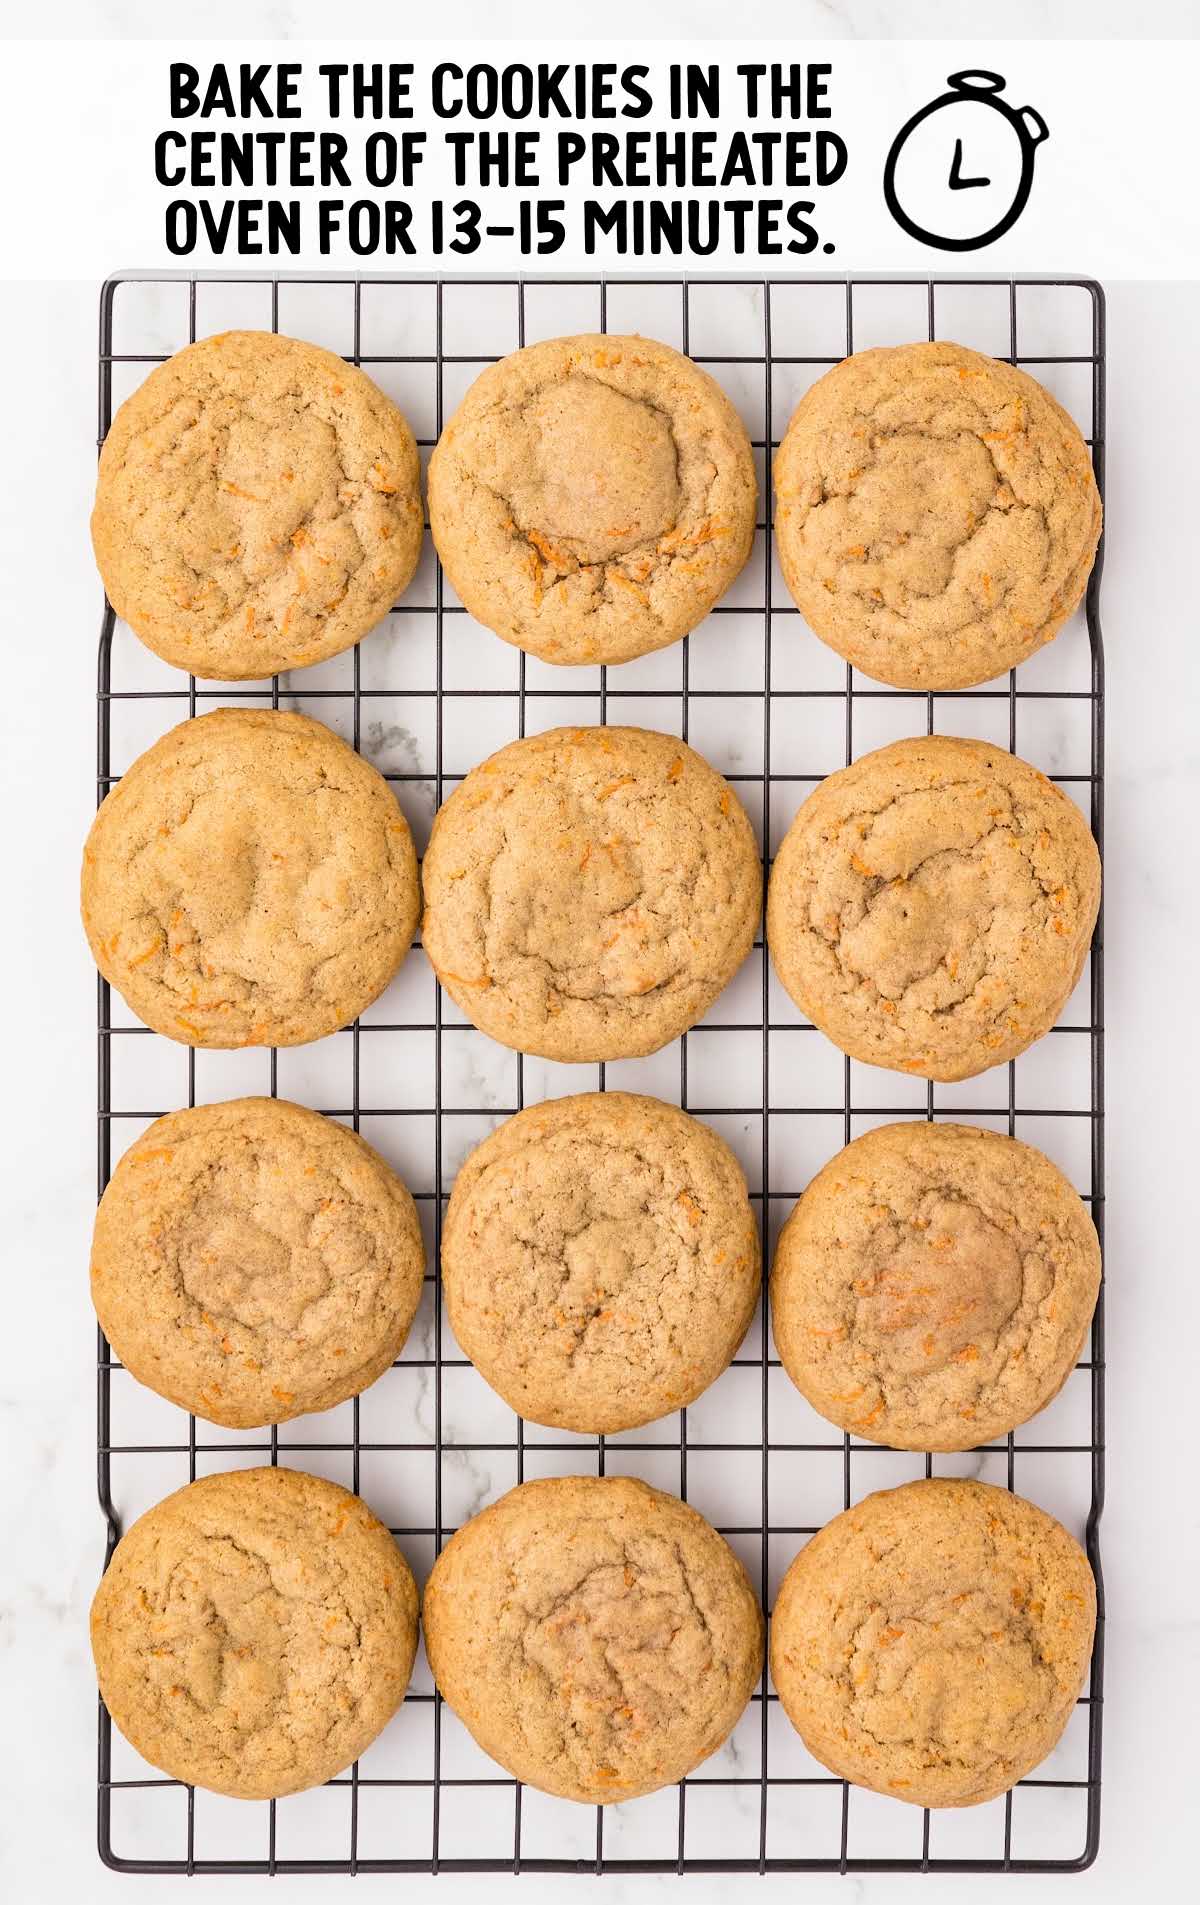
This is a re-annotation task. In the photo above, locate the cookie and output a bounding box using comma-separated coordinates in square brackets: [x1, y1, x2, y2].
[422, 726, 761, 1061]
[771, 1121, 1100, 1451]
[92, 330, 423, 680]
[423, 1476, 763, 1802]
[442, 1092, 760, 1432]
[92, 1098, 426, 1429]
[429, 334, 756, 665]
[91, 1467, 418, 1800]
[82, 708, 419, 1047]
[766, 736, 1099, 1081]
[770, 1478, 1095, 1807]
[774, 340, 1101, 689]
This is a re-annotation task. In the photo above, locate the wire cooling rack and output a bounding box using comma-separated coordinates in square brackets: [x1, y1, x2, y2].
[95, 272, 1105, 1876]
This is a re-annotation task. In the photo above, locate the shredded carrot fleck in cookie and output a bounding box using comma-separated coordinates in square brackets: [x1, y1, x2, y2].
[676, 1190, 701, 1227]
[607, 570, 649, 607]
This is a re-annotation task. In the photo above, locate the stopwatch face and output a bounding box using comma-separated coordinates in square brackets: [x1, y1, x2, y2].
[888, 95, 1029, 249]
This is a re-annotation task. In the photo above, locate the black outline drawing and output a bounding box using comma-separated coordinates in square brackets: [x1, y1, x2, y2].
[948, 139, 989, 191]
[884, 71, 1049, 253]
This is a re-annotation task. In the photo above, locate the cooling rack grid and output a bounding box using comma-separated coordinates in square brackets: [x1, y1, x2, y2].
[95, 270, 1104, 1875]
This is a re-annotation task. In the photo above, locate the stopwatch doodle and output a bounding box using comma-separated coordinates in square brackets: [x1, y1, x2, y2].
[883, 72, 1049, 253]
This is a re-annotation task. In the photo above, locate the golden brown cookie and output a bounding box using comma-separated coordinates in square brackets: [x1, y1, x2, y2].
[82, 708, 419, 1047]
[92, 1098, 426, 1429]
[91, 1467, 419, 1799]
[429, 334, 757, 665]
[766, 736, 1099, 1081]
[442, 1092, 760, 1432]
[92, 330, 423, 680]
[771, 1122, 1100, 1451]
[770, 1478, 1095, 1807]
[774, 340, 1101, 689]
[422, 726, 761, 1061]
[423, 1475, 763, 1802]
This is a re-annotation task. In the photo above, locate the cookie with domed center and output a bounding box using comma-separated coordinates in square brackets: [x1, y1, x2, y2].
[766, 734, 1099, 1081]
[770, 1120, 1100, 1451]
[423, 1475, 764, 1803]
[442, 1092, 760, 1432]
[92, 1097, 426, 1428]
[770, 1478, 1095, 1807]
[81, 707, 420, 1048]
[91, 1467, 419, 1800]
[774, 340, 1101, 690]
[92, 329, 424, 680]
[429, 334, 757, 664]
[421, 726, 762, 1061]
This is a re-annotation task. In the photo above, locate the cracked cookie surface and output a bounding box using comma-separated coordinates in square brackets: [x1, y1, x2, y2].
[766, 735, 1100, 1081]
[91, 1466, 418, 1799]
[771, 1122, 1100, 1451]
[92, 329, 423, 680]
[421, 726, 761, 1061]
[429, 334, 757, 665]
[774, 341, 1101, 690]
[82, 707, 420, 1047]
[442, 1092, 760, 1432]
[92, 1098, 426, 1428]
[423, 1475, 763, 1802]
[770, 1478, 1095, 1807]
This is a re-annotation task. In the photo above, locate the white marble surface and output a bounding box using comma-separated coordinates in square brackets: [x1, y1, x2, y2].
[34, 1, 1200, 41]
[1, 32, 1196, 1905]
[2, 243, 1199, 1905]
[2, 270, 1198, 1904]
[0, 26, 1196, 1905]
